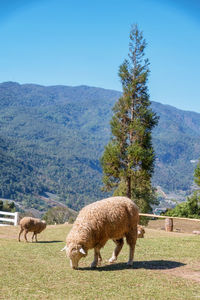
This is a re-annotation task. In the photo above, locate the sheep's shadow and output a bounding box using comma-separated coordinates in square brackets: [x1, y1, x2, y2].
[37, 240, 63, 243]
[79, 260, 186, 272]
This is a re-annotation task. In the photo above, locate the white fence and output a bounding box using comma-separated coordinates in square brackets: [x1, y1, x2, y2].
[0, 211, 19, 226]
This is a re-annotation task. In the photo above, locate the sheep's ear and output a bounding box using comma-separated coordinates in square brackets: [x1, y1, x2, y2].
[61, 246, 67, 252]
[79, 247, 86, 255]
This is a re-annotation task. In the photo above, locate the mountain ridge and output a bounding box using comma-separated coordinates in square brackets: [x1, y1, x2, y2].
[2, 81, 200, 114]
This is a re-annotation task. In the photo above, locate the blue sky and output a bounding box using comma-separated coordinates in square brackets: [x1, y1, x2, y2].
[0, 0, 200, 112]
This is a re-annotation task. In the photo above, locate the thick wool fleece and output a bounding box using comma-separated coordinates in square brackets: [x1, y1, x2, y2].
[18, 217, 46, 242]
[66, 196, 139, 250]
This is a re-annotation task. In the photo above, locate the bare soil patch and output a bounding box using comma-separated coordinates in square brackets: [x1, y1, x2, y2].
[0, 224, 66, 240]
[162, 263, 200, 283]
[147, 218, 200, 234]
[0, 225, 19, 240]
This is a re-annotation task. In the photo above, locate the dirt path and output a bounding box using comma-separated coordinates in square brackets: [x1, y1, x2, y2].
[162, 263, 200, 283]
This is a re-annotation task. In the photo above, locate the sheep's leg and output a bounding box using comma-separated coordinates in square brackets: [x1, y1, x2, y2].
[125, 228, 137, 266]
[24, 230, 29, 242]
[32, 233, 35, 242]
[18, 228, 24, 242]
[31, 232, 38, 242]
[98, 252, 102, 264]
[91, 247, 101, 268]
[109, 238, 124, 263]
[35, 234, 38, 242]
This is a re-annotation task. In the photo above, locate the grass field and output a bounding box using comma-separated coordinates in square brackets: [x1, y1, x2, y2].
[0, 224, 200, 300]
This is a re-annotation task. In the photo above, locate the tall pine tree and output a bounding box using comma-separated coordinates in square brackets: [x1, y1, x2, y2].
[101, 25, 159, 213]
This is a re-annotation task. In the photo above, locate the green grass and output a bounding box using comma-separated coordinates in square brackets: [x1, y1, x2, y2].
[0, 225, 200, 300]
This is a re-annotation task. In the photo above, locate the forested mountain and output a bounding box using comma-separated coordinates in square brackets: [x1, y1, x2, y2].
[0, 81, 200, 212]
[151, 102, 200, 192]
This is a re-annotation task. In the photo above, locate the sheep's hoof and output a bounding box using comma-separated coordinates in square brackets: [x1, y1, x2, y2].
[109, 257, 117, 264]
[91, 262, 98, 268]
[127, 261, 133, 266]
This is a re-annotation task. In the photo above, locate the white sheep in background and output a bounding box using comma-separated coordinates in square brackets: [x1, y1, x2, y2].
[137, 225, 145, 238]
[61, 196, 139, 269]
[18, 217, 46, 242]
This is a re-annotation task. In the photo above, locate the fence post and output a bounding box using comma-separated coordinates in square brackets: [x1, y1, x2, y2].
[14, 212, 19, 226]
[165, 218, 173, 232]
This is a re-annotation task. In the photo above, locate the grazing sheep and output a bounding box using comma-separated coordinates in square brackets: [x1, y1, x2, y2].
[62, 196, 139, 269]
[193, 230, 200, 235]
[18, 217, 46, 242]
[137, 225, 145, 238]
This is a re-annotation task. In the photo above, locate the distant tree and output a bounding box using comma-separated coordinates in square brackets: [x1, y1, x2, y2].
[165, 160, 200, 219]
[42, 206, 77, 225]
[194, 159, 200, 186]
[2, 200, 16, 212]
[0, 200, 3, 211]
[165, 192, 200, 219]
[68, 216, 75, 224]
[101, 24, 159, 213]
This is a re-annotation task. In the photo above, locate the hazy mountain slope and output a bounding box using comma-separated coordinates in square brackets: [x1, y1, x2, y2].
[151, 102, 200, 191]
[0, 82, 199, 211]
[0, 82, 120, 210]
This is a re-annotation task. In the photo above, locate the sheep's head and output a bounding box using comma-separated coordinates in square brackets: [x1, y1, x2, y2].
[62, 243, 87, 269]
[137, 225, 145, 238]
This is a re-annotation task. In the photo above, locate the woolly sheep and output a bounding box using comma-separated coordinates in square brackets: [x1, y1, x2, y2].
[62, 196, 139, 269]
[18, 217, 46, 242]
[137, 225, 145, 238]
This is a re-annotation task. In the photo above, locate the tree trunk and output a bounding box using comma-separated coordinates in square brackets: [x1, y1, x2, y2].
[127, 177, 131, 199]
